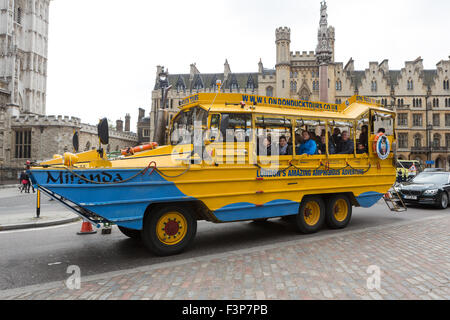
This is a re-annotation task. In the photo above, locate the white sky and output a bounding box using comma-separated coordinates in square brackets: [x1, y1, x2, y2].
[46, 0, 450, 132]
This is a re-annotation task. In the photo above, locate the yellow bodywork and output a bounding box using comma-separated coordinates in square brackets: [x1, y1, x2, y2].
[33, 93, 397, 221]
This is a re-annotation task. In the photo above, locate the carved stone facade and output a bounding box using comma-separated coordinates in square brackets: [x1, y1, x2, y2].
[149, 1, 450, 170]
[0, 1, 138, 177]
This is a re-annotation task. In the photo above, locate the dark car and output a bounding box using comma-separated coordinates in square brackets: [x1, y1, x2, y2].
[396, 171, 450, 209]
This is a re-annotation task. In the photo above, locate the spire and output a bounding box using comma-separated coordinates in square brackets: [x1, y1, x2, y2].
[258, 58, 264, 73]
[316, 0, 332, 65]
[319, 1, 328, 27]
[224, 59, 231, 80]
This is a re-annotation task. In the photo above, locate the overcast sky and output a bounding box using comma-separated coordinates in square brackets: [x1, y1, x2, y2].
[46, 0, 450, 132]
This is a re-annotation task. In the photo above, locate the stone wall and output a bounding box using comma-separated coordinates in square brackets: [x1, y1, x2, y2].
[7, 114, 138, 167]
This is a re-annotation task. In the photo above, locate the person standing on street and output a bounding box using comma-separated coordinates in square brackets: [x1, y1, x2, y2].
[19, 170, 28, 193]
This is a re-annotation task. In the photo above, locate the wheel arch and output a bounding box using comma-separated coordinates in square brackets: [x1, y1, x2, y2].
[143, 200, 216, 224]
[300, 192, 358, 206]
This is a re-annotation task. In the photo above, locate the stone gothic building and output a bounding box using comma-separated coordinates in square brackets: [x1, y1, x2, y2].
[0, 0, 137, 183]
[150, 1, 450, 170]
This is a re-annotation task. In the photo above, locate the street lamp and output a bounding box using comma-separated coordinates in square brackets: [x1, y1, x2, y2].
[154, 67, 172, 145]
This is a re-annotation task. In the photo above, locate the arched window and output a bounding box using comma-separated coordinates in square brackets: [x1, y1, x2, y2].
[435, 158, 442, 169]
[16, 7, 22, 24]
[266, 86, 273, 97]
[290, 81, 297, 93]
[433, 134, 441, 148]
[85, 141, 91, 151]
[300, 88, 310, 101]
[414, 134, 422, 148]
[407, 79, 414, 90]
[371, 80, 377, 92]
[435, 98, 440, 108]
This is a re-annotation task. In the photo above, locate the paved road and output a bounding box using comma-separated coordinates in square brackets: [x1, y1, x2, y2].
[0, 189, 446, 291]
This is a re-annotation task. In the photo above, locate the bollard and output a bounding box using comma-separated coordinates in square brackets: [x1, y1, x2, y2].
[36, 188, 41, 218]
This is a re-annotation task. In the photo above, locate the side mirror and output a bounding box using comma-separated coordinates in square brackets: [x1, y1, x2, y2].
[72, 131, 79, 152]
[97, 118, 109, 145]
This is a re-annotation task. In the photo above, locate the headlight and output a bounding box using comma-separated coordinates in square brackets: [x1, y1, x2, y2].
[423, 189, 439, 195]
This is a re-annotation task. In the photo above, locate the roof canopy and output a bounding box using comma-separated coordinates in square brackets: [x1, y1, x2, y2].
[178, 93, 394, 121]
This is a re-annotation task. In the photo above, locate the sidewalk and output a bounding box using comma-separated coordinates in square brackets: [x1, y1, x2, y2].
[0, 188, 80, 231]
[0, 210, 80, 231]
[1, 214, 448, 300]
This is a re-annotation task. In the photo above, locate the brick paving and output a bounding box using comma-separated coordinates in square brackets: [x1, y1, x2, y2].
[1, 215, 449, 300]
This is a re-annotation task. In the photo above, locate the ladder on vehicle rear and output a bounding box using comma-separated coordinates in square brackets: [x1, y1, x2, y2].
[383, 188, 407, 212]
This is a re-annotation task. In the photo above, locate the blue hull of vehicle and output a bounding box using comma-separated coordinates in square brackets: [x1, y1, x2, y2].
[29, 169, 193, 230]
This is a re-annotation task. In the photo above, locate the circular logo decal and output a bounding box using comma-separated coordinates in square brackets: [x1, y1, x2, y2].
[376, 135, 390, 160]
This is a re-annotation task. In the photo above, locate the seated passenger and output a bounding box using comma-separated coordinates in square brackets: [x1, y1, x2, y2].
[297, 131, 317, 155]
[332, 128, 342, 149]
[264, 136, 272, 156]
[279, 136, 289, 155]
[359, 125, 369, 151]
[258, 135, 272, 156]
[318, 135, 336, 155]
[356, 143, 367, 154]
[318, 135, 326, 155]
[336, 131, 354, 154]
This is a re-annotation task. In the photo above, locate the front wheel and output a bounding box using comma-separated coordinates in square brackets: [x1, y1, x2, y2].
[142, 205, 197, 256]
[325, 195, 352, 229]
[294, 196, 325, 234]
[438, 192, 449, 210]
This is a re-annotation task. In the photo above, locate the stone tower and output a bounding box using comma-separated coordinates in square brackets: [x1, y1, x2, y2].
[316, 1, 333, 102]
[275, 27, 291, 98]
[125, 113, 130, 132]
[0, 0, 50, 115]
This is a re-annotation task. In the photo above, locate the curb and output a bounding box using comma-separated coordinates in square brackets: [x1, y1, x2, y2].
[0, 184, 17, 190]
[0, 217, 81, 232]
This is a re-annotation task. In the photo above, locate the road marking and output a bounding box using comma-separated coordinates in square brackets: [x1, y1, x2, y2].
[48, 262, 62, 266]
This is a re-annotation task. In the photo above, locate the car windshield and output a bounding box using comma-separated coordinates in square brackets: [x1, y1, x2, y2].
[412, 173, 449, 185]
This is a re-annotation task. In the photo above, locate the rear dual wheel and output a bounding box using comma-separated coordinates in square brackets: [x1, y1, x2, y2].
[325, 195, 352, 229]
[294, 194, 352, 233]
[295, 196, 325, 234]
[142, 205, 197, 256]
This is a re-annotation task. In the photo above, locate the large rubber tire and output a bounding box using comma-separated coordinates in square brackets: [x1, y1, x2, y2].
[325, 195, 352, 229]
[117, 226, 141, 239]
[437, 192, 449, 210]
[142, 205, 197, 256]
[294, 196, 325, 234]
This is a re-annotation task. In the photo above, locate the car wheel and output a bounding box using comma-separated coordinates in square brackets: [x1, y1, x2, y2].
[142, 205, 197, 256]
[438, 192, 449, 209]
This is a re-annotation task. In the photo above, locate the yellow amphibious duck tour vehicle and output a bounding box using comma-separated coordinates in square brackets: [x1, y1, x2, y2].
[29, 91, 398, 256]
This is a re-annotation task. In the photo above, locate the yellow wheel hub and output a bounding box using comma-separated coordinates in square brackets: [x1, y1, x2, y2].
[156, 212, 187, 246]
[333, 199, 348, 222]
[303, 201, 321, 226]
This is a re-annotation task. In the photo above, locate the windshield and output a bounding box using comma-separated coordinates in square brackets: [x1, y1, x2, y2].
[170, 106, 208, 145]
[412, 173, 449, 185]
